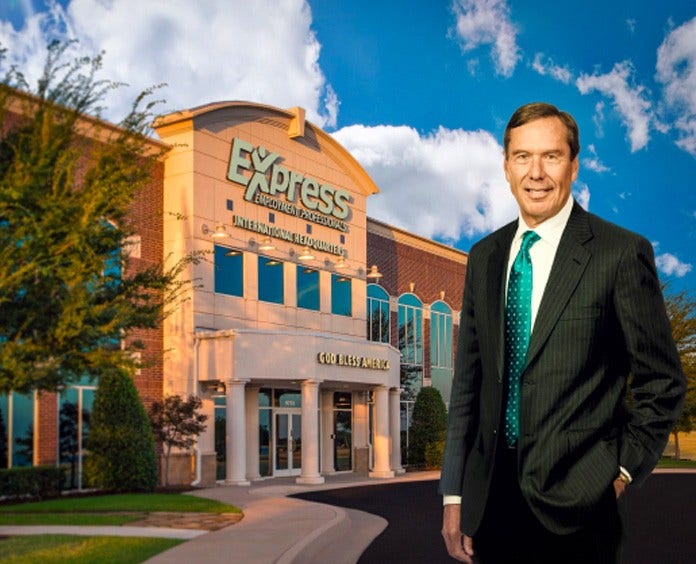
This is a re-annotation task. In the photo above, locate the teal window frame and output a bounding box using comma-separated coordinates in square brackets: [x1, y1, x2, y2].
[331, 274, 352, 316]
[367, 284, 390, 343]
[297, 266, 320, 311]
[258, 255, 284, 304]
[214, 245, 244, 297]
[0, 391, 35, 468]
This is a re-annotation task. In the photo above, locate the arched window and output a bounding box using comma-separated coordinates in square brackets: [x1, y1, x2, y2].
[398, 293, 423, 400]
[367, 284, 390, 343]
[430, 300, 454, 406]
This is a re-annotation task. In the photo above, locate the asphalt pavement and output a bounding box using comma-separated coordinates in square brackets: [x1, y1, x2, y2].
[294, 470, 696, 564]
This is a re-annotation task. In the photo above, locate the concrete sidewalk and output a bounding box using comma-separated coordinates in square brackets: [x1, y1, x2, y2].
[146, 471, 439, 564]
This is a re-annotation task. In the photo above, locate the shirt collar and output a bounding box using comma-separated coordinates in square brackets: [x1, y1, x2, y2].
[515, 195, 574, 248]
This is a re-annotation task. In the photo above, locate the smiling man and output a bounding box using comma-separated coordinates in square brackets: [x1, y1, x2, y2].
[439, 102, 685, 563]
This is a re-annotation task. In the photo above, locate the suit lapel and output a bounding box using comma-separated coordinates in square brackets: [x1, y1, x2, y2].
[486, 222, 516, 379]
[525, 203, 593, 368]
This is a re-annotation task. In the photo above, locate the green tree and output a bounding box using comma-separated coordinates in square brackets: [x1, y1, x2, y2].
[0, 41, 195, 394]
[149, 394, 208, 486]
[408, 386, 447, 468]
[84, 368, 157, 491]
[664, 289, 696, 460]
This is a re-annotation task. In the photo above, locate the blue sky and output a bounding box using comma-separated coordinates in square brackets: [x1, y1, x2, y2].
[1, 0, 695, 292]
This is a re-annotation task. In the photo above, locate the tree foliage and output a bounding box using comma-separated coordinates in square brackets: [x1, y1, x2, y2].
[664, 289, 696, 459]
[84, 368, 157, 492]
[148, 394, 208, 486]
[0, 41, 196, 393]
[408, 386, 447, 468]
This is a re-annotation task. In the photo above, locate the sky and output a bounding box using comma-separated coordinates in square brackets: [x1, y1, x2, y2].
[1, 0, 695, 292]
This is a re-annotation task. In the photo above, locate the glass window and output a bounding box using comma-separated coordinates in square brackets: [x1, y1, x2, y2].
[214, 245, 243, 297]
[297, 266, 320, 311]
[398, 294, 423, 365]
[430, 301, 454, 406]
[258, 256, 284, 304]
[331, 274, 352, 316]
[259, 408, 272, 477]
[214, 396, 226, 481]
[0, 394, 8, 468]
[274, 389, 301, 408]
[58, 379, 96, 489]
[367, 284, 390, 343]
[398, 294, 423, 404]
[0, 391, 35, 468]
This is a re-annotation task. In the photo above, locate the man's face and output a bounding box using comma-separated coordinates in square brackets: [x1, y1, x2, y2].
[504, 116, 579, 227]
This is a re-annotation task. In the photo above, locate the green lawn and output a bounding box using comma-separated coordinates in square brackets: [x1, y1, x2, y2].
[0, 534, 182, 563]
[657, 457, 696, 469]
[0, 492, 240, 515]
[0, 492, 241, 560]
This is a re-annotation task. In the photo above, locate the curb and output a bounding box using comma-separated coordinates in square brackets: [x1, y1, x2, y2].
[276, 502, 348, 564]
[0, 525, 206, 539]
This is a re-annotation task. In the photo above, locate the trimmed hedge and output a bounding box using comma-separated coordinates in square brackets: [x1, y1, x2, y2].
[85, 368, 158, 492]
[0, 465, 65, 500]
[408, 386, 448, 468]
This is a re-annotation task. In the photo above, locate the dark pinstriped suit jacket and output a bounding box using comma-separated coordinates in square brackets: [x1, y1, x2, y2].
[439, 201, 685, 535]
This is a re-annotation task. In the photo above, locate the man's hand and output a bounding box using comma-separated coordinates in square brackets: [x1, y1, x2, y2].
[442, 504, 475, 563]
[613, 477, 627, 499]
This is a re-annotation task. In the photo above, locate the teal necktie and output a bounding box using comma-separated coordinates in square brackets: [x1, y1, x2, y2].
[504, 230, 540, 446]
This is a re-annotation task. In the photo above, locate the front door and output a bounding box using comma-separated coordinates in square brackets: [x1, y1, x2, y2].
[274, 409, 301, 476]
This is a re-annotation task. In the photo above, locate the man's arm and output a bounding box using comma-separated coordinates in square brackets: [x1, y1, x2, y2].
[439, 257, 482, 497]
[614, 235, 686, 485]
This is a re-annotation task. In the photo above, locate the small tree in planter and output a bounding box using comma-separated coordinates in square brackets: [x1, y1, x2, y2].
[149, 394, 208, 486]
[408, 386, 447, 468]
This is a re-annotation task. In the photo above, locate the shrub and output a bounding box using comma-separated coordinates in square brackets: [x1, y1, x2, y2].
[0, 466, 65, 500]
[84, 368, 157, 492]
[408, 386, 447, 468]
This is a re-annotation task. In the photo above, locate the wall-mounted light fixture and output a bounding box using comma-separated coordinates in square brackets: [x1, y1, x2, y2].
[225, 248, 242, 257]
[200, 380, 226, 395]
[366, 265, 383, 280]
[335, 256, 347, 269]
[297, 246, 315, 261]
[202, 224, 228, 238]
[258, 237, 276, 251]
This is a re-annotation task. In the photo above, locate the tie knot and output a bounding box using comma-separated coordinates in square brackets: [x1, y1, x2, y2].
[521, 230, 540, 252]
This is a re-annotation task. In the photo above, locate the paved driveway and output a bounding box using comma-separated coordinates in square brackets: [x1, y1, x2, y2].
[293, 472, 695, 563]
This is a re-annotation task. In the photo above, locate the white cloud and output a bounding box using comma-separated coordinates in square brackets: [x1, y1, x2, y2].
[451, 0, 520, 78]
[332, 124, 517, 241]
[656, 16, 696, 157]
[626, 19, 636, 34]
[576, 61, 652, 152]
[655, 252, 693, 278]
[581, 144, 610, 174]
[572, 182, 590, 210]
[531, 53, 573, 84]
[0, 0, 338, 127]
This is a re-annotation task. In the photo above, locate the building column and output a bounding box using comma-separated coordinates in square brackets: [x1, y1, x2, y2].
[370, 385, 395, 478]
[297, 379, 324, 485]
[320, 389, 334, 474]
[245, 386, 261, 481]
[226, 379, 250, 486]
[390, 387, 405, 474]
